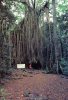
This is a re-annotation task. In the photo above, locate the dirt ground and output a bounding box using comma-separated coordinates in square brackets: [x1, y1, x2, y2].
[0, 69, 68, 100]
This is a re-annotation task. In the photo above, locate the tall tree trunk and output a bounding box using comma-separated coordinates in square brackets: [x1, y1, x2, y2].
[52, 0, 59, 73]
[45, 1, 53, 71]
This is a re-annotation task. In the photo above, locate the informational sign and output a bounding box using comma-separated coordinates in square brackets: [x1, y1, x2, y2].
[17, 64, 25, 69]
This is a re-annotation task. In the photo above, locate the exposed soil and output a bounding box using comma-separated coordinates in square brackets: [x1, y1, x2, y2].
[0, 69, 68, 100]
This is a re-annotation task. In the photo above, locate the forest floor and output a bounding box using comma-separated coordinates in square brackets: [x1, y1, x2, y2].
[0, 69, 68, 100]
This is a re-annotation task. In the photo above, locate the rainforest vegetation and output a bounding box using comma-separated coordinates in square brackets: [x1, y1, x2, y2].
[0, 0, 68, 76]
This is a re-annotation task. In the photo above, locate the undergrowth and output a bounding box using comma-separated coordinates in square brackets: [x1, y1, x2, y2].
[0, 85, 6, 100]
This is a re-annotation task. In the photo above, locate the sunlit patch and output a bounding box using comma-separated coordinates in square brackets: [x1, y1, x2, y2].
[17, 64, 25, 69]
[1, 2, 6, 6]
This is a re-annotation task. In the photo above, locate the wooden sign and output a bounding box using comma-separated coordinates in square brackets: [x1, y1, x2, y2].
[17, 64, 25, 69]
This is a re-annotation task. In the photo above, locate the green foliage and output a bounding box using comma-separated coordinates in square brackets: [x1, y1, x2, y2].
[57, 11, 68, 36]
[36, 0, 46, 8]
[60, 58, 68, 75]
[5, 0, 25, 24]
[3, 0, 68, 24]
[60, 58, 68, 67]
[56, 0, 68, 16]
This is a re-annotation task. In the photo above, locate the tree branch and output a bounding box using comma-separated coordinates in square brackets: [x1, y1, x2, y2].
[9, 0, 33, 11]
[38, 1, 49, 16]
[20, 0, 33, 11]
[33, 0, 36, 9]
[31, 0, 34, 7]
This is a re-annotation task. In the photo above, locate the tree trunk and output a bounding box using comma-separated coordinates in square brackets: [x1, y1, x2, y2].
[52, 0, 59, 73]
